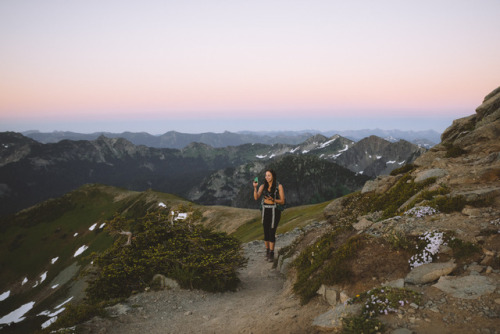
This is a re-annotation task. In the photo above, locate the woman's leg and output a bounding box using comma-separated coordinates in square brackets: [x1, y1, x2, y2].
[267, 210, 281, 261]
[263, 208, 272, 258]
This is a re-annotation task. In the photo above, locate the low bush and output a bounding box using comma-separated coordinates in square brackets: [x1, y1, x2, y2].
[85, 211, 247, 302]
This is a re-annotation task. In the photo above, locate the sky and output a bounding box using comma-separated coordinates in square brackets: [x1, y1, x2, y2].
[1, 0, 499, 134]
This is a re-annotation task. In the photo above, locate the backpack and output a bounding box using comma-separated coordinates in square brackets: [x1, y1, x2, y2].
[260, 181, 285, 212]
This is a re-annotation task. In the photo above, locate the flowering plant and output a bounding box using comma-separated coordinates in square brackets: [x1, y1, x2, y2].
[408, 231, 445, 268]
[404, 206, 438, 218]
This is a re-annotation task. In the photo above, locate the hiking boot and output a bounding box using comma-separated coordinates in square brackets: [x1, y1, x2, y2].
[266, 248, 270, 260]
[268, 251, 274, 262]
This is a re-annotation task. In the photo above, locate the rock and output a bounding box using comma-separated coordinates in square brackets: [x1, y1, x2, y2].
[151, 274, 180, 290]
[353, 217, 373, 232]
[325, 288, 338, 306]
[467, 264, 484, 273]
[317, 285, 339, 306]
[105, 304, 132, 317]
[432, 275, 496, 299]
[323, 197, 343, 220]
[480, 255, 495, 266]
[279, 257, 294, 275]
[312, 303, 361, 330]
[382, 278, 405, 288]
[405, 261, 456, 285]
[361, 175, 400, 194]
[339, 291, 350, 304]
[392, 328, 413, 334]
[461, 206, 482, 217]
[414, 168, 448, 183]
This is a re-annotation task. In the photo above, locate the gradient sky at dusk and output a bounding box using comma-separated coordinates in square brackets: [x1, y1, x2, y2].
[1, 0, 499, 134]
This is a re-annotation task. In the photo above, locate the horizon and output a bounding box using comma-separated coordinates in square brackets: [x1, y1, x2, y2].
[1, 1, 499, 135]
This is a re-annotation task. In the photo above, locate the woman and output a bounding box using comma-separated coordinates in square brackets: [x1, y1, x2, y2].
[253, 169, 285, 262]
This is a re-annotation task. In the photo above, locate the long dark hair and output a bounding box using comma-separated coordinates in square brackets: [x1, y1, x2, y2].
[266, 169, 277, 195]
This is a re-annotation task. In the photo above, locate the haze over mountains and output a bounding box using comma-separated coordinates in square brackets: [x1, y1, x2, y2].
[23, 129, 440, 149]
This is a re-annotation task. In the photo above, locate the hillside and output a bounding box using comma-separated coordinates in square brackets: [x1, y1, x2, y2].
[0, 184, 265, 333]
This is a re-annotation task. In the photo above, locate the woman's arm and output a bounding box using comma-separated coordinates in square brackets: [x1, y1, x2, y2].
[275, 184, 285, 205]
[254, 184, 264, 200]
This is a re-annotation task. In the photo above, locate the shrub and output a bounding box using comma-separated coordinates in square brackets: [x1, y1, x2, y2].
[445, 144, 467, 158]
[85, 211, 247, 302]
[390, 163, 416, 176]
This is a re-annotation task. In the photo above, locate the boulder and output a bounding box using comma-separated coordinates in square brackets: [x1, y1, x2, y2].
[432, 275, 496, 299]
[361, 175, 400, 194]
[353, 217, 373, 232]
[414, 168, 448, 183]
[312, 303, 361, 331]
[323, 197, 343, 220]
[405, 261, 456, 285]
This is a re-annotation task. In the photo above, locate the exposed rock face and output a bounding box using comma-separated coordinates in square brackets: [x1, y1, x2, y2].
[413, 86, 500, 206]
[316, 87, 500, 332]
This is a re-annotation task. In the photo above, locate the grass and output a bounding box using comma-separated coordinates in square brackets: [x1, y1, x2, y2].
[230, 201, 329, 243]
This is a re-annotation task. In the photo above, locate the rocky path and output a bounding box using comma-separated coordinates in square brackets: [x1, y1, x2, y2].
[79, 225, 330, 334]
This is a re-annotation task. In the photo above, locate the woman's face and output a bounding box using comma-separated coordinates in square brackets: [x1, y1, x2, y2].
[265, 171, 273, 184]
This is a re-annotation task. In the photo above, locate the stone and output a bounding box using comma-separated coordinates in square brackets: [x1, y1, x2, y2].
[405, 261, 456, 285]
[106, 303, 131, 317]
[361, 175, 400, 194]
[382, 278, 405, 289]
[392, 328, 413, 334]
[432, 275, 496, 299]
[152, 274, 180, 290]
[323, 197, 343, 220]
[279, 257, 294, 275]
[325, 288, 338, 306]
[480, 255, 495, 266]
[312, 303, 361, 330]
[339, 291, 350, 304]
[461, 206, 482, 217]
[353, 217, 373, 231]
[414, 168, 448, 183]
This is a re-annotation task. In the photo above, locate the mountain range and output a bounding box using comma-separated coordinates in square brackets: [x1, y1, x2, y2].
[23, 129, 440, 149]
[0, 131, 426, 218]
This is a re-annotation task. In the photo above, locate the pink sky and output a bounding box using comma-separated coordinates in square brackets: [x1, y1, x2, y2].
[1, 0, 499, 133]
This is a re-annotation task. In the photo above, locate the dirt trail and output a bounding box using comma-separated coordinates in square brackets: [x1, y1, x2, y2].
[80, 231, 329, 334]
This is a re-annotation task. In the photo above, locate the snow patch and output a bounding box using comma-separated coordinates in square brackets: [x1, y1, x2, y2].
[73, 233, 78, 237]
[256, 155, 267, 159]
[51, 257, 59, 264]
[55, 297, 73, 309]
[51, 284, 59, 289]
[89, 223, 97, 231]
[21, 277, 28, 285]
[289, 147, 300, 153]
[39, 271, 48, 284]
[0, 301, 35, 325]
[99, 223, 106, 229]
[387, 160, 396, 164]
[0, 291, 10, 302]
[376, 155, 382, 159]
[74, 245, 88, 257]
[319, 138, 337, 149]
[158, 202, 167, 208]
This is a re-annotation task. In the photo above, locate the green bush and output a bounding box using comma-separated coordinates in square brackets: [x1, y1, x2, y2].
[390, 163, 416, 176]
[85, 211, 247, 302]
[444, 144, 467, 158]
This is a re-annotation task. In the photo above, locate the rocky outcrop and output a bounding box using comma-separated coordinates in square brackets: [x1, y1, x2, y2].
[314, 86, 500, 333]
